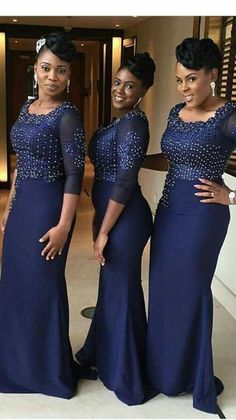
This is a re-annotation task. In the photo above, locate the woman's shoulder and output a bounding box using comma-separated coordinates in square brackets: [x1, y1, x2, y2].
[169, 102, 185, 116]
[58, 101, 83, 124]
[61, 101, 81, 114]
[123, 108, 148, 122]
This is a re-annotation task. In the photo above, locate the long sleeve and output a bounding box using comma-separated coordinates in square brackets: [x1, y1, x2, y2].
[220, 109, 236, 144]
[59, 108, 86, 195]
[110, 114, 149, 204]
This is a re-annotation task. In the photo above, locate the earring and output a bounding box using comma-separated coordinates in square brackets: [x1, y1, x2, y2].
[134, 97, 142, 108]
[67, 79, 70, 94]
[34, 74, 38, 89]
[210, 81, 216, 97]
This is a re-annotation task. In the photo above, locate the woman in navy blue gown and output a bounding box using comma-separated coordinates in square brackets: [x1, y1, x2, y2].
[76, 53, 157, 405]
[145, 38, 236, 414]
[0, 32, 87, 398]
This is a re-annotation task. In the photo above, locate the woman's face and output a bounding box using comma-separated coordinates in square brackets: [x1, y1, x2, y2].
[34, 48, 71, 98]
[175, 62, 218, 108]
[111, 68, 147, 115]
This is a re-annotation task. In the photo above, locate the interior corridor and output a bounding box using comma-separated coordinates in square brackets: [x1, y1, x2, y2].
[0, 159, 236, 419]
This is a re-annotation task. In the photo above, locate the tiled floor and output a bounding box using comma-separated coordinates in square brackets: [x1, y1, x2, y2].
[0, 159, 235, 419]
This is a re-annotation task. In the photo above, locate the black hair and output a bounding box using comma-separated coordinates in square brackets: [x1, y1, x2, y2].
[119, 52, 156, 89]
[36, 31, 77, 62]
[175, 37, 222, 72]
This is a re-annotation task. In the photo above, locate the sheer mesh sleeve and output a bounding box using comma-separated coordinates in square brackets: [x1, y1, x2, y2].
[220, 109, 236, 144]
[110, 114, 149, 204]
[59, 108, 85, 195]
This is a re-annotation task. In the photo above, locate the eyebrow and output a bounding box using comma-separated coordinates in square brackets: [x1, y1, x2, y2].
[176, 72, 197, 79]
[40, 61, 68, 68]
[115, 77, 136, 84]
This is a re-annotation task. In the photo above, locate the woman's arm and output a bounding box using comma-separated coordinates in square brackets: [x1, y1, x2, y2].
[1, 169, 17, 233]
[39, 108, 85, 260]
[93, 115, 150, 265]
[194, 111, 236, 205]
[93, 200, 125, 265]
[142, 153, 169, 171]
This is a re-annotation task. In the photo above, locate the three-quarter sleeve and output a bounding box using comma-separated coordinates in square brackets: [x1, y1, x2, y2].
[59, 108, 85, 195]
[220, 109, 236, 144]
[110, 114, 149, 204]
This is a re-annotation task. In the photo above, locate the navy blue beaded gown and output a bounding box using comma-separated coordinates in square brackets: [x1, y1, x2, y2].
[147, 102, 236, 414]
[0, 100, 85, 398]
[76, 109, 157, 405]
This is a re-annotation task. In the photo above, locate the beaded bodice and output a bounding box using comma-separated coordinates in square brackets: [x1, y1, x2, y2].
[88, 109, 149, 204]
[160, 102, 236, 207]
[10, 100, 85, 194]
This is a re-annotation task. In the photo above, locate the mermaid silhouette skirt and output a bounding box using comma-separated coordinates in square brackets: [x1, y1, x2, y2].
[77, 180, 157, 405]
[147, 179, 229, 414]
[0, 178, 78, 398]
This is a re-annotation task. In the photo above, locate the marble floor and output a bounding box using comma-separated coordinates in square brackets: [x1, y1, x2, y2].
[0, 159, 236, 419]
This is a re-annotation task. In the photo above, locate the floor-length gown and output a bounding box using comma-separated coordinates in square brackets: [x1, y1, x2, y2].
[147, 102, 236, 414]
[0, 100, 85, 398]
[76, 109, 157, 405]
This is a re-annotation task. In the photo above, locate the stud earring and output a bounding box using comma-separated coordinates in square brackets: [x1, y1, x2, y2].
[34, 74, 38, 89]
[210, 81, 216, 97]
[67, 79, 70, 94]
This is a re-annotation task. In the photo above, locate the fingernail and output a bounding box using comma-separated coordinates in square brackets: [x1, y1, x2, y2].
[101, 262, 105, 266]
[39, 239, 43, 242]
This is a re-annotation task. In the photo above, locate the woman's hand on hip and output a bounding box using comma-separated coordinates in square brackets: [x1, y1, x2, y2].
[194, 178, 231, 205]
[39, 224, 69, 260]
[93, 231, 108, 266]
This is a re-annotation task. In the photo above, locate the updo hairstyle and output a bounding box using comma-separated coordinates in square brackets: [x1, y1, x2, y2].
[119, 52, 156, 89]
[36, 31, 77, 63]
[175, 37, 222, 72]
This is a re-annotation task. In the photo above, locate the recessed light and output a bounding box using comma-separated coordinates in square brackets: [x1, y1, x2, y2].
[115, 24, 120, 27]
[12, 18, 18, 23]
[80, 43, 85, 47]
[14, 40, 18, 43]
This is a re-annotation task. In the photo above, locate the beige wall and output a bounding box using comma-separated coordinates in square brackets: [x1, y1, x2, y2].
[213, 173, 236, 320]
[125, 16, 194, 213]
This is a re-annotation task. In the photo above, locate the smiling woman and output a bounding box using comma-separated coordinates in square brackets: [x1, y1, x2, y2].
[0, 31, 94, 399]
[146, 37, 236, 415]
[76, 52, 158, 406]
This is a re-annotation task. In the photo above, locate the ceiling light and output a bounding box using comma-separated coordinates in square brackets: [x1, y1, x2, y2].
[115, 24, 120, 27]
[14, 40, 18, 43]
[12, 18, 18, 22]
[81, 43, 85, 47]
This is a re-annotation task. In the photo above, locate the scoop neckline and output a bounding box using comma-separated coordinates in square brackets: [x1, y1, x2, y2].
[176, 101, 231, 125]
[26, 99, 68, 117]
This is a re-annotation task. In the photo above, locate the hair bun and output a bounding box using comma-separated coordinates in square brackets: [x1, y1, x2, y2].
[176, 37, 222, 72]
[125, 51, 156, 89]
